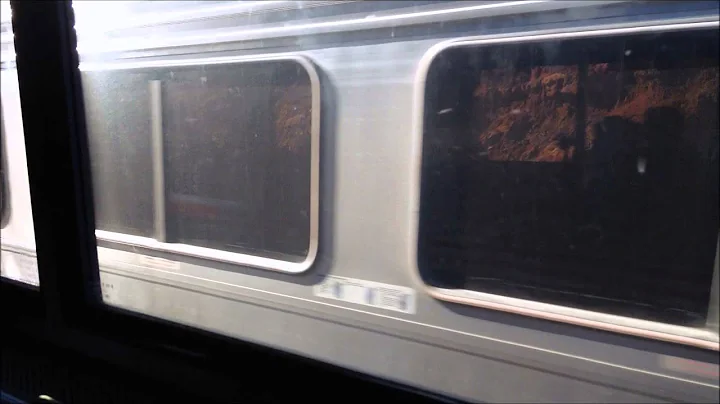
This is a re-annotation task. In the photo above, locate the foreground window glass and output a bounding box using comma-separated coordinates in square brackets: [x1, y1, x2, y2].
[1, 5, 39, 286]
[419, 29, 719, 328]
[83, 58, 317, 268]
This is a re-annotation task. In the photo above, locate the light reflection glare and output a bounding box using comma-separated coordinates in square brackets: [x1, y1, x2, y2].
[72, 1, 287, 35]
[71, 1, 135, 34]
[1, 1, 11, 24]
[74, 0, 546, 55]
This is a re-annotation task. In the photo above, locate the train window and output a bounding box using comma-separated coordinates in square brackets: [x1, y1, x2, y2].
[82, 58, 319, 270]
[419, 29, 719, 329]
[1, 100, 8, 227]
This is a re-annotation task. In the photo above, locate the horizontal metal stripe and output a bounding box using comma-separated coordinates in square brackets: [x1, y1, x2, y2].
[75, 1, 622, 55]
[73, 1, 354, 33]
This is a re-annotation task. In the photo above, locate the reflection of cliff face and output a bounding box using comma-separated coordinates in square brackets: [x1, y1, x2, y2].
[162, 68, 313, 258]
[275, 84, 312, 154]
[474, 66, 578, 161]
[474, 65, 719, 162]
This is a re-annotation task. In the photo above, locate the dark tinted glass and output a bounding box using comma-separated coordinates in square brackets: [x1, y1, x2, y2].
[419, 30, 719, 326]
[163, 61, 312, 260]
[83, 60, 313, 261]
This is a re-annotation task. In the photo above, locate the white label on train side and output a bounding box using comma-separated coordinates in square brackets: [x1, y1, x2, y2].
[314, 276, 416, 314]
[0, 250, 40, 286]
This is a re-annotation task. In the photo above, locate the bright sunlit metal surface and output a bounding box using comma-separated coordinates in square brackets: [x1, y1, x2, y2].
[1, 1, 14, 64]
[71, 1, 339, 34]
[1, 54, 39, 286]
[0, 1, 10, 24]
[71, 0, 587, 55]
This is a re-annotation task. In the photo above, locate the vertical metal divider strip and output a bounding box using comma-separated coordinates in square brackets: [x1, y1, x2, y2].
[149, 80, 166, 243]
[1, 101, 10, 228]
[707, 235, 719, 332]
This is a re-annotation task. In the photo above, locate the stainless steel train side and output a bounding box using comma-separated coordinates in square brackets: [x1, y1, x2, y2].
[2, 1, 719, 402]
[1, 53, 38, 287]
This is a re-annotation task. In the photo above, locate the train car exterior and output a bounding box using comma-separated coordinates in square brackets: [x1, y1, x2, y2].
[2, 1, 719, 402]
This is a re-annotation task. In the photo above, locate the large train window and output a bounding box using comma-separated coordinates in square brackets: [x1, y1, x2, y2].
[419, 28, 719, 343]
[82, 57, 319, 272]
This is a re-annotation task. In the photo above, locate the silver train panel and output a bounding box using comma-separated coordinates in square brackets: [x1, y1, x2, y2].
[1, 65, 38, 286]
